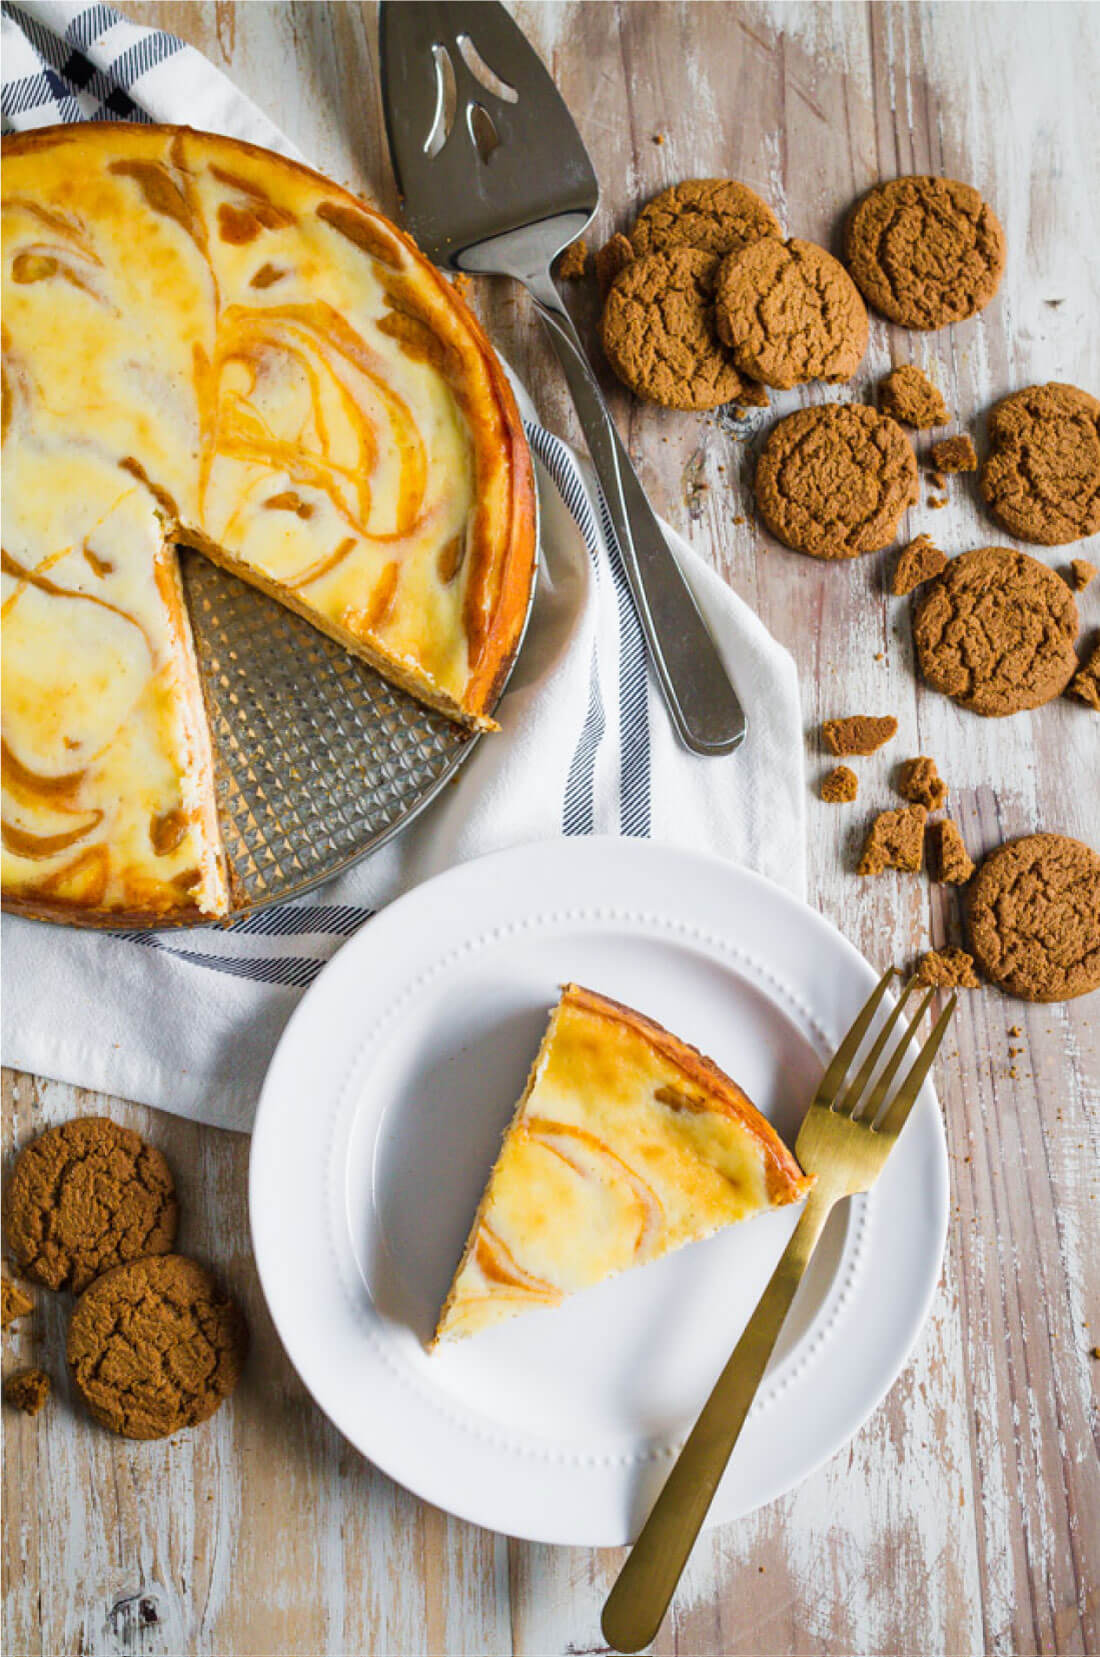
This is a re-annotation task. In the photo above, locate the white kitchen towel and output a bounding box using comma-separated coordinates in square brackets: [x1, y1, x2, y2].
[1, 0, 806, 1131]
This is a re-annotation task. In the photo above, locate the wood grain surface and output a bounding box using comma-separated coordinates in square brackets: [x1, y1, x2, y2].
[3, 4, 1098, 1654]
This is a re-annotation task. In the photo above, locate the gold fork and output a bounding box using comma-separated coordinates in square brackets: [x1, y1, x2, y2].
[601, 967, 956, 1654]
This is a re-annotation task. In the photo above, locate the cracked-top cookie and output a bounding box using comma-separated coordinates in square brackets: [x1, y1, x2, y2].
[913, 546, 1079, 715]
[845, 175, 1006, 329]
[600, 246, 758, 409]
[968, 834, 1100, 1002]
[755, 405, 918, 558]
[68, 1254, 248, 1438]
[980, 383, 1100, 545]
[6, 1116, 178, 1293]
[715, 238, 868, 389]
[628, 177, 781, 258]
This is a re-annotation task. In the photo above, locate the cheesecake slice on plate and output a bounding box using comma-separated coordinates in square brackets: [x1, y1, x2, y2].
[433, 984, 813, 1345]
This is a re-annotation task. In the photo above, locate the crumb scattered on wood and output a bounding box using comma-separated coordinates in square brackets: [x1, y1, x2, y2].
[858, 804, 927, 875]
[821, 765, 858, 803]
[930, 434, 978, 474]
[4, 1369, 50, 1416]
[823, 715, 898, 757]
[898, 755, 948, 811]
[913, 947, 979, 989]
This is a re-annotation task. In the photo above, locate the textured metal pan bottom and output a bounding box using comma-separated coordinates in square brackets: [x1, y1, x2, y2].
[174, 549, 480, 928]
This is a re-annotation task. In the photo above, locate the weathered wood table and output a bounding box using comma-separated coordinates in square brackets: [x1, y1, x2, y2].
[4, 3, 1098, 1652]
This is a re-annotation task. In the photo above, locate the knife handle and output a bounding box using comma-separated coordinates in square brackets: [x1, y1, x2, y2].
[528, 279, 747, 757]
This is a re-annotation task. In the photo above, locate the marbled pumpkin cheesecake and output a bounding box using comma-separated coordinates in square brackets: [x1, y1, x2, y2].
[2, 124, 535, 923]
[433, 984, 813, 1345]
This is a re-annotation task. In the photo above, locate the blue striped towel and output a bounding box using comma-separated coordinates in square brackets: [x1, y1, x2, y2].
[1, 0, 805, 1130]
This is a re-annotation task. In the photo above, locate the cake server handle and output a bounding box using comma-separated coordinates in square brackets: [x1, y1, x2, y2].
[526, 273, 747, 757]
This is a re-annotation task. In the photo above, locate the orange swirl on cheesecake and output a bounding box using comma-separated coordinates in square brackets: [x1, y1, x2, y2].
[2, 124, 535, 922]
[433, 986, 813, 1345]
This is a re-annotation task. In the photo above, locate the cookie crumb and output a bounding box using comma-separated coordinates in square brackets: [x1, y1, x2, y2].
[930, 819, 976, 884]
[898, 755, 948, 811]
[821, 765, 858, 803]
[1068, 559, 1097, 591]
[1008, 1025, 1021, 1037]
[913, 948, 979, 989]
[4, 1369, 50, 1416]
[558, 238, 588, 281]
[879, 365, 950, 429]
[594, 234, 634, 296]
[893, 534, 947, 595]
[823, 714, 898, 757]
[929, 497, 948, 509]
[1067, 643, 1100, 711]
[857, 804, 927, 875]
[930, 435, 978, 474]
[1, 1277, 34, 1328]
[652, 133, 665, 146]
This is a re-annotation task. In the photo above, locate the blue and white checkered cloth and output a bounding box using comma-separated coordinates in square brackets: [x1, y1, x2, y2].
[1, 0, 805, 1130]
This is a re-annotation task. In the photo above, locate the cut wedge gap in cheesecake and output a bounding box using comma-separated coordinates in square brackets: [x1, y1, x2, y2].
[432, 983, 814, 1347]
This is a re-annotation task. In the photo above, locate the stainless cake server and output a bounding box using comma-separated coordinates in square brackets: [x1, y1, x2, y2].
[379, 0, 747, 756]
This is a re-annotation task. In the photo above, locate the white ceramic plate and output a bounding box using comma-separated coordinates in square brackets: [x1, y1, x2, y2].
[249, 838, 948, 1546]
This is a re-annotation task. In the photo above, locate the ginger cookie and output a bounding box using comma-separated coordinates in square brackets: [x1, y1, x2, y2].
[913, 546, 1079, 715]
[980, 383, 1100, 545]
[893, 535, 947, 595]
[879, 365, 949, 429]
[822, 714, 897, 756]
[4, 1369, 51, 1416]
[600, 247, 756, 410]
[67, 1254, 248, 1439]
[6, 1116, 178, 1294]
[756, 405, 918, 559]
[821, 765, 858, 802]
[628, 177, 781, 258]
[1067, 642, 1100, 711]
[968, 834, 1100, 1002]
[857, 804, 927, 875]
[930, 434, 977, 474]
[2, 1277, 33, 1328]
[913, 948, 979, 990]
[714, 238, 868, 389]
[845, 175, 1006, 329]
[898, 755, 947, 811]
[1069, 559, 1096, 591]
[930, 819, 975, 884]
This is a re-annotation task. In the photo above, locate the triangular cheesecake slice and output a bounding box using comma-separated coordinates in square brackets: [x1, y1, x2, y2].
[433, 984, 813, 1346]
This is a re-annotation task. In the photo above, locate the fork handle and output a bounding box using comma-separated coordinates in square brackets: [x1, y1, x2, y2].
[601, 1186, 837, 1654]
[527, 280, 747, 756]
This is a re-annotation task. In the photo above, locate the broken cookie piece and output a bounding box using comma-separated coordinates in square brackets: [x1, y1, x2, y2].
[857, 804, 927, 875]
[913, 948, 979, 989]
[930, 434, 978, 474]
[4, 1369, 51, 1417]
[879, 364, 950, 429]
[822, 715, 898, 757]
[1067, 642, 1100, 711]
[930, 819, 976, 884]
[898, 755, 948, 811]
[1069, 559, 1097, 591]
[892, 534, 948, 595]
[821, 765, 858, 803]
[595, 233, 635, 296]
[558, 238, 588, 280]
[1, 1277, 33, 1329]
